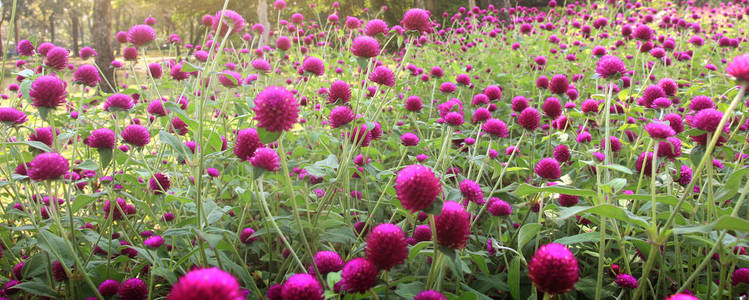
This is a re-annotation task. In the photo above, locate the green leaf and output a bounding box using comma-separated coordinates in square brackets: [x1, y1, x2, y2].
[395, 281, 424, 299]
[514, 183, 596, 197]
[36, 229, 76, 266]
[72, 194, 99, 213]
[508, 256, 521, 300]
[517, 223, 542, 250]
[20, 78, 33, 99]
[10, 141, 53, 152]
[180, 61, 203, 72]
[98, 148, 113, 168]
[257, 127, 282, 143]
[714, 168, 749, 203]
[689, 145, 705, 166]
[470, 253, 490, 275]
[558, 204, 649, 228]
[11, 280, 59, 298]
[553, 232, 611, 245]
[614, 193, 692, 213]
[597, 164, 633, 175]
[408, 241, 431, 261]
[422, 199, 443, 216]
[76, 159, 99, 171]
[714, 215, 749, 232]
[159, 130, 190, 159]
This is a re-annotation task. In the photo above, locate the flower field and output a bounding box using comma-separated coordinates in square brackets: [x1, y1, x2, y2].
[1, 0, 749, 299]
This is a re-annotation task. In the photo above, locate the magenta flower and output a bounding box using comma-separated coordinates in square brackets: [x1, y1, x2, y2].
[351, 36, 380, 58]
[30, 75, 67, 108]
[395, 165, 442, 213]
[434, 201, 470, 249]
[366, 223, 408, 270]
[281, 273, 323, 300]
[341, 258, 378, 294]
[127, 24, 156, 46]
[250, 147, 280, 172]
[167, 267, 244, 300]
[28, 153, 69, 181]
[528, 243, 579, 295]
[253, 86, 299, 133]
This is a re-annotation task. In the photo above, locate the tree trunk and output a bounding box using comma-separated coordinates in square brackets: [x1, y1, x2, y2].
[257, 0, 269, 46]
[49, 12, 56, 44]
[0, 22, 4, 56]
[14, 14, 20, 46]
[427, 0, 435, 11]
[71, 10, 80, 57]
[93, 0, 115, 93]
[469, 0, 477, 9]
[415, 0, 425, 8]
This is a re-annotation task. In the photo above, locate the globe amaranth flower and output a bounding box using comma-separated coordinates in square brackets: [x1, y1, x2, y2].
[104, 93, 134, 111]
[73, 64, 101, 87]
[127, 24, 156, 46]
[149, 172, 171, 194]
[402, 8, 431, 32]
[17, 39, 35, 56]
[366, 223, 408, 270]
[28, 152, 69, 181]
[412, 225, 431, 242]
[369, 66, 395, 87]
[518, 107, 540, 131]
[351, 36, 380, 58]
[665, 294, 699, 300]
[726, 54, 749, 82]
[218, 71, 242, 88]
[691, 108, 723, 132]
[0, 107, 27, 125]
[635, 152, 659, 176]
[415, 290, 447, 300]
[535, 158, 561, 179]
[553, 144, 570, 163]
[234, 128, 262, 161]
[482, 118, 509, 138]
[341, 258, 378, 294]
[365, 19, 389, 36]
[329, 106, 354, 128]
[118, 278, 148, 300]
[281, 273, 323, 300]
[148, 62, 162, 78]
[302, 56, 325, 76]
[79, 46, 97, 60]
[44, 46, 69, 70]
[645, 122, 675, 139]
[732, 267, 749, 286]
[549, 74, 569, 95]
[144, 235, 164, 248]
[542, 97, 562, 119]
[328, 80, 351, 104]
[121, 125, 151, 147]
[401, 132, 419, 146]
[86, 128, 116, 149]
[459, 179, 484, 205]
[615, 273, 638, 289]
[434, 201, 470, 249]
[123, 47, 138, 61]
[253, 86, 299, 133]
[395, 164, 442, 213]
[240, 228, 256, 244]
[638, 85, 666, 108]
[250, 147, 280, 172]
[558, 194, 579, 207]
[312, 251, 343, 275]
[596, 55, 626, 79]
[167, 267, 244, 300]
[30, 75, 67, 108]
[528, 243, 579, 295]
[98, 279, 120, 297]
[487, 197, 512, 216]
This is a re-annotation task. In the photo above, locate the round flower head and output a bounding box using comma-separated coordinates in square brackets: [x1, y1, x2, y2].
[127, 25, 156, 46]
[218, 71, 242, 88]
[87, 128, 116, 149]
[312, 251, 343, 275]
[689, 95, 713, 111]
[366, 223, 408, 270]
[17, 39, 35, 56]
[487, 198, 512, 216]
[149, 173, 170, 194]
[45, 46, 69, 70]
[281, 273, 323, 300]
[328, 80, 351, 104]
[167, 267, 244, 300]
[645, 122, 675, 139]
[28, 152, 69, 181]
[558, 194, 579, 207]
[434, 201, 470, 249]
[395, 165, 442, 213]
[415, 290, 447, 300]
[30, 127, 57, 146]
[596, 55, 626, 79]
[528, 243, 579, 295]
[240, 227, 256, 244]
[98, 280, 120, 297]
[665, 294, 699, 300]
[104, 93, 134, 111]
[401, 132, 419, 146]
[351, 36, 380, 58]
[79, 46, 97, 59]
[632, 24, 653, 41]
[615, 273, 638, 289]
[329, 106, 354, 128]
[412, 225, 431, 242]
[341, 258, 378, 294]
[30, 75, 67, 108]
[542, 97, 562, 119]
[365, 19, 389, 36]
[253, 86, 299, 133]
[535, 158, 561, 179]
[250, 147, 280, 172]
[369, 66, 395, 87]
[37, 42, 55, 56]
[0, 107, 27, 125]
[302, 56, 325, 76]
[148, 63, 162, 78]
[482, 119, 509, 138]
[549, 74, 569, 95]
[553, 144, 570, 163]
[234, 128, 262, 161]
[121, 125, 150, 147]
[692, 108, 723, 132]
[123, 47, 138, 60]
[118, 278, 148, 300]
[639, 85, 666, 108]
[73, 65, 101, 87]
[518, 107, 540, 131]
[732, 268, 749, 286]
[144, 235, 164, 248]
[726, 54, 749, 82]
[402, 8, 431, 32]
[635, 152, 659, 176]
[459, 179, 484, 204]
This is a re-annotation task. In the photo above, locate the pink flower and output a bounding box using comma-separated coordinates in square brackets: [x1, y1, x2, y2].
[28, 153, 69, 181]
[351, 36, 380, 58]
[395, 165, 442, 213]
[366, 223, 408, 270]
[167, 267, 244, 300]
[254, 86, 299, 132]
[29, 75, 67, 108]
[528, 243, 579, 295]
[127, 24, 156, 46]
[250, 147, 280, 172]
[726, 54, 749, 82]
[434, 201, 470, 249]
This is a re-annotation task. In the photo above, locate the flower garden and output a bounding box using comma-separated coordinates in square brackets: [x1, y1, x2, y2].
[1, 0, 749, 299]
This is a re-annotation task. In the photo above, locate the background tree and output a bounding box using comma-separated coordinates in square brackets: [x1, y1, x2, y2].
[93, 0, 114, 92]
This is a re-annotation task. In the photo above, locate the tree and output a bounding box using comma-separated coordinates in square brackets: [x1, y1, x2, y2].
[93, 0, 114, 92]
[257, 0, 269, 45]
